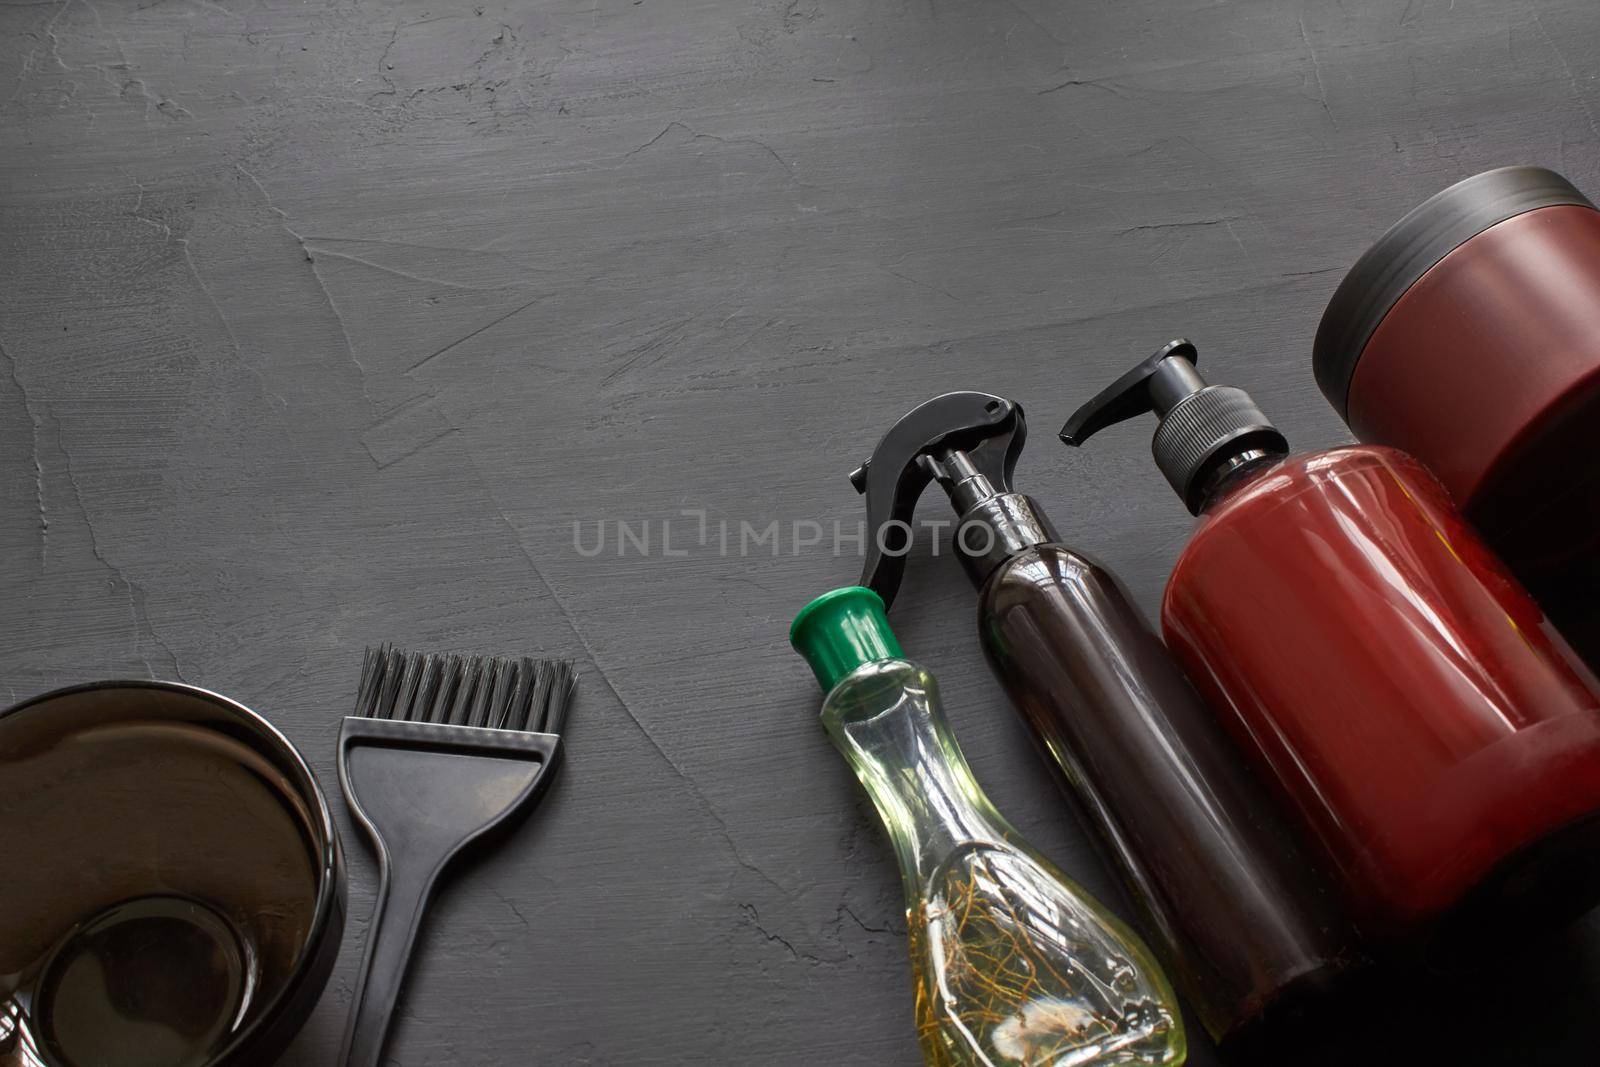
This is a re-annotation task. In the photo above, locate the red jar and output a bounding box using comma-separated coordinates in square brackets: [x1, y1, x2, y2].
[1314, 166, 1600, 575]
[1162, 445, 1600, 957]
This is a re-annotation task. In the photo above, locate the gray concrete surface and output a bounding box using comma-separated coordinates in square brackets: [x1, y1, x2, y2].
[6, 0, 1600, 1063]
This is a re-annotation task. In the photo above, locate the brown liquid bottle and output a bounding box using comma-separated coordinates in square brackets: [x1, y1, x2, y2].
[849, 393, 1359, 1056]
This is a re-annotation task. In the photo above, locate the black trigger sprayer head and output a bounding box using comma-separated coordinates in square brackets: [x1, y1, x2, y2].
[850, 392, 1026, 608]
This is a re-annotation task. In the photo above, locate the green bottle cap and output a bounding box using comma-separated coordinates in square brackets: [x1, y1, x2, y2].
[789, 586, 905, 692]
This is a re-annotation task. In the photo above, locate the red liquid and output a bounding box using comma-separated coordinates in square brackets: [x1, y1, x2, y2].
[1162, 446, 1600, 947]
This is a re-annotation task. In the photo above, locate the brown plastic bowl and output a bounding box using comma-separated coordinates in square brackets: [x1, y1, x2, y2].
[0, 681, 345, 1067]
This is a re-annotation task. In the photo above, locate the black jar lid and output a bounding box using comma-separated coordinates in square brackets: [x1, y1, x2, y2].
[1313, 166, 1595, 418]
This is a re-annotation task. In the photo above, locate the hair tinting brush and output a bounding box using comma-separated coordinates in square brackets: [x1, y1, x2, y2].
[337, 645, 576, 1067]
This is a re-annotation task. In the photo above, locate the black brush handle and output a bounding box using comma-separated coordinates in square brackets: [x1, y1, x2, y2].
[335, 717, 564, 1067]
[339, 848, 444, 1067]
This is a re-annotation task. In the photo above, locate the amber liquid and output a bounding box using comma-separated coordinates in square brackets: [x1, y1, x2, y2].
[0, 718, 319, 1067]
[979, 545, 1357, 1047]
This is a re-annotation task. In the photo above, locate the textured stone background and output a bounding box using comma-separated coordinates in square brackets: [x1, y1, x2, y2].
[5, 0, 1600, 1063]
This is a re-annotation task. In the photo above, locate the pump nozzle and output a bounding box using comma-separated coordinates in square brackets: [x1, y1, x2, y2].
[1060, 339, 1288, 514]
[1059, 340, 1203, 445]
[850, 392, 1026, 608]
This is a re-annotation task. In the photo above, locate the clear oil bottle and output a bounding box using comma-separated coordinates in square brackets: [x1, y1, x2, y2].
[792, 587, 1185, 1067]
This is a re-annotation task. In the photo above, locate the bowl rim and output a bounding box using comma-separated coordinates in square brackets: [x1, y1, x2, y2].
[0, 678, 344, 1065]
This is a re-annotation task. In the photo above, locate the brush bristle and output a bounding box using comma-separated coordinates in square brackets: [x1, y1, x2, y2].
[355, 644, 577, 733]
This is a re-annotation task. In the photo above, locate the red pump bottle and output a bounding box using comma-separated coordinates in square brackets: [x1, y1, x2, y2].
[1061, 340, 1600, 959]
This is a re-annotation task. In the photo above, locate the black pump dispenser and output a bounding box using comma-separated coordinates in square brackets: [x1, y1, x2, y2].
[1060, 339, 1288, 514]
[853, 391, 1053, 605]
